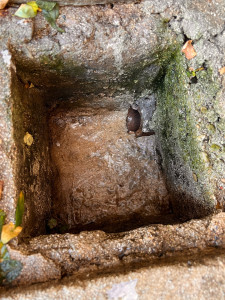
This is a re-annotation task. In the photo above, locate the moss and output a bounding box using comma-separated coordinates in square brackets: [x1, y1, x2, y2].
[40, 54, 86, 78]
[154, 44, 215, 212]
[119, 54, 160, 93]
[211, 144, 221, 151]
[207, 123, 216, 132]
[201, 106, 208, 114]
[120, 38, 215, 210]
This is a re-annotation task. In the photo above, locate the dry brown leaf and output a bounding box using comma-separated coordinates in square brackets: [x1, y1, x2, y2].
[0, 0, 9, 10]
[182, 40, 197, 60]
[0, 180, 3, 200]
[219, 66, 225, 75]
[216, 201, 222, 210]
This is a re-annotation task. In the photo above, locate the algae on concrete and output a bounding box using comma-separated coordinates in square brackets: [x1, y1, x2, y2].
[154, 45, 215, 219]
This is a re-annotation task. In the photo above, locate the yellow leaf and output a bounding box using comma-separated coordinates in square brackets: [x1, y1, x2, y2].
[15, 4, 37, 18]
[182, 40, 197, 60]
[1, 222, 22, 244]
[219, 66, 225, 75]
[24, 132, 33, 146]
[27, 1, 39, 14]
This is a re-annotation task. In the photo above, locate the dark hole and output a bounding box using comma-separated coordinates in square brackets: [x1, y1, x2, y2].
[190, 76, 198, 84]
[183, 33, 189, 43]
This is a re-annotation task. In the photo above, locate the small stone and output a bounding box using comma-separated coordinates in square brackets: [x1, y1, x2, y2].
[192, 173, 198, 182]
[209, 194, 217, 205]
[207, 124, 216, 132]
[221, 178, 225, 183]
[197, 135, 205, 141]
[201, 106, 208, 113]
[200, 151, 210, 163]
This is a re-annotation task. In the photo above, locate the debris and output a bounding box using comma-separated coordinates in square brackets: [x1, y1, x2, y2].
[182, 40, 197, 60]
[192, 173, 198, 182]
[219, 66, 225, 75]
[15, 3, 38, 18]
[14, 0, 64, 32]
[1, 222, 22, 244]
[24, 132, 33, 146]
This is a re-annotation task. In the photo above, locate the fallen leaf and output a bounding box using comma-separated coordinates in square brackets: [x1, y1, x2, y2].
[36, 0, 56, 11]
[0, 259, 23, 283]
[216, 201, 222, 209]
[15, 3, 37, 18]
[195, 67, 204, 72]
[182, 40, 197, 60]
[1, 222, 22, 244]
[25, 82, 35, 89]
[24, 132, 33, 146]
[219, 66, 225, 75]
[0, 181, 3, 201]
[0, 244, 10, 261]
[27, 1, 39, 14]
[42, 4, 64, 33]
[0, 0, 9, 10]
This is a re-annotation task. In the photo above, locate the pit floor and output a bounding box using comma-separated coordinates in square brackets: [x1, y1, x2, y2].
[48, 98, 172, 233]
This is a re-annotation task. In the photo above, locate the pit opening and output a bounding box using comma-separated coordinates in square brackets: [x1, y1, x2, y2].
[11, 43, 213, 239]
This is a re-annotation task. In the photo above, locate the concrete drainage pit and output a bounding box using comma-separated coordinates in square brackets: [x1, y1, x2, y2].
[13, 68, 173, 237]
[11, 49, 215, 241]
[1, 1, 225, 290]
[6, 45, 219, 287]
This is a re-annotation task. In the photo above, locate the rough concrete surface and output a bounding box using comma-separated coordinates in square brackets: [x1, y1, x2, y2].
[2, 251, 225, 299]
[1, 212, 225, 289]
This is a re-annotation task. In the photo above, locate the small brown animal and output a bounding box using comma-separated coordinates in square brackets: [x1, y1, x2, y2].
[126, 105, 141, 133]
[126, 105, 155, 138]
